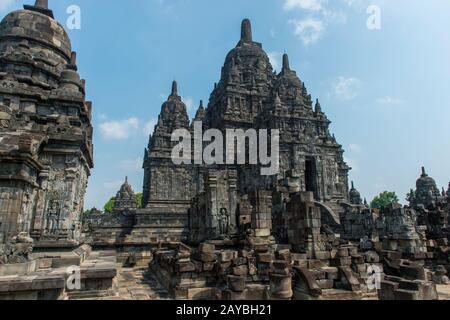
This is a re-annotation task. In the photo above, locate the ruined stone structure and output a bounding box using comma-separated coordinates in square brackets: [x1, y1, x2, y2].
[0, 2, 116, 301]
[0, 2, 449, 301]
[141, 19, 350, 246]
[112, 177, 138, 214]
[86, 19, 450, 301]
[0, 0, 93, 249]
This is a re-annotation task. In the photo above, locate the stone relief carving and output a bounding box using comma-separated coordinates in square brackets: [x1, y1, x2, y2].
[218, 207, 230, 236]
[0, 232, 34, 265]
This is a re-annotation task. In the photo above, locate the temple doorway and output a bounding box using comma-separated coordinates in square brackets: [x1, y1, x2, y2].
[305, 158, 318, 199]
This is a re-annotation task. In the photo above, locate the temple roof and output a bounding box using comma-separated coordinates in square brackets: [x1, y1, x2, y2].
[0, 1, 72, 59]
[416, 167, 438, 188]
[152, 81, 190, 136]
[116, 177, 136, 199]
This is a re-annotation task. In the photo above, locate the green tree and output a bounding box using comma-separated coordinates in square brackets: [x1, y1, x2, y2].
[370, 191, 399, 209]
[136, 193, 143, 208]
[103, 197, 115, 213]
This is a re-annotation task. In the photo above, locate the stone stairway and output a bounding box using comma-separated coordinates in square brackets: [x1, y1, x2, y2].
[71, 265, 170, 300]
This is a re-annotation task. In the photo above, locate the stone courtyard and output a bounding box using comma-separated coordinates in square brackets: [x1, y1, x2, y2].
[1, 1, 450, 301]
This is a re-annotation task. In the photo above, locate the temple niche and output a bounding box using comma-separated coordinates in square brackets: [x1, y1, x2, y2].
[0, 0, 93, 247]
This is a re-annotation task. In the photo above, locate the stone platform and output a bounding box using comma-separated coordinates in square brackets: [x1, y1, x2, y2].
[0, 247, 117, 300]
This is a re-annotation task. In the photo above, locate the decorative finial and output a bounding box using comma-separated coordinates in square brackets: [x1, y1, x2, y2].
[421, 166, 427, 177]
[351, 181, 355, 190]
[315, 99, 322, 113]
[199, 100, 204, 109]
[171, 80, 178, 97]
[35, 0, 48, 8]
[125, 176, 128, 183]
[67, 51, 78, 71]
[282, 53, 290, 71]
[70, 51, 77, 65]
[24, 0, 54, 18]
[241, 19, 253, 44]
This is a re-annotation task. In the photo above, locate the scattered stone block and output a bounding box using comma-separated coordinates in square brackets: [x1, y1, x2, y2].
[227, 275, 246, 292]
[198, 243, 215, 253]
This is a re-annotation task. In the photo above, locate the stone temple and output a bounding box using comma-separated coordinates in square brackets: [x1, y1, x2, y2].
[1, 2, 450, 301]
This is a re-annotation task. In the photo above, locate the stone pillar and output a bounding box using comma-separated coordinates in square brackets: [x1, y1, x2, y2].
[250, 190, 272, 238]
[269, 260, 293, 300]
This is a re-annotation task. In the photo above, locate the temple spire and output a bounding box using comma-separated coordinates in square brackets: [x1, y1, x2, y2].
[421, 166, 427, 177]
[70, 51, 77, 65]
[315, 99, 322, 114]
[170, 80, 178, 97]
[241, 19, 253, 44]
[24, 0, 54, 18]
[68, 51, 78, 71]
[35, 0, 48, 8]
[351, 181, 355, 190]
[282, 53, 290, 71]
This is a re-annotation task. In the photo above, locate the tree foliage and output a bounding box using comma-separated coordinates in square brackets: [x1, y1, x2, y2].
[103, 197, 115, 213]
[136, 193, 143, 208]
[370, 191, 399, 209]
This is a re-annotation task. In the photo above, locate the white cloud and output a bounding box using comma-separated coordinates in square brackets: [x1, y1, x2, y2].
[344, 156, 358, 172]
[97, 113, 108, 121]
[0, 0, 15, 12]
[102, 180, 123, 190]
[268, 51, 282, 72]
[288, 18, 325, 46]
[99, 115, 162, 141]
[119, 157, 143, 172]
[143, 118, 157, 136]
[284, 0, 324, 12]
[270, 28, 277, 38]
[99, 117, 140, 140]
[158, 93, 167, 101]
[182, 97, 194, 112]
[376, 96, 404, 105]
[283, 0, 363, 46]
[333, 76, 361, 100]
[349, 143, 362, 153]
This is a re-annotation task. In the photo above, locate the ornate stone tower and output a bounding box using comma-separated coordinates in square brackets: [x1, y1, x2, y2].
[349, 181, 363, 205]
[140, 19, 351, 243]
[113, 177, 138, 214]
[414, 167, 441, 207]
[142, 81, 192, 213]
[203, 19, 350, 206]
[0, 1, 93, 246]
[204, 19, 275, 130]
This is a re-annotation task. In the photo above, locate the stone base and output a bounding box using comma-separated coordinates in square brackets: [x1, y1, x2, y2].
[0, 246, 117, 300]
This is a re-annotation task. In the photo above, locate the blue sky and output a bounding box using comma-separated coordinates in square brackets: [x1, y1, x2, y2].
[2, 0, 450, 209]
